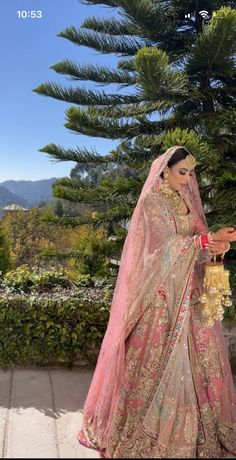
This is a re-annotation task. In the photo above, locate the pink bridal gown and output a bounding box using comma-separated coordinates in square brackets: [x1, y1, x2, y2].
[78, 190, 236, 458]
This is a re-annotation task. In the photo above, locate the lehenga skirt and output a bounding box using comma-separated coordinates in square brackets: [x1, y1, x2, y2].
[78, 285, 236, 458]
[93, 284, 236, 458]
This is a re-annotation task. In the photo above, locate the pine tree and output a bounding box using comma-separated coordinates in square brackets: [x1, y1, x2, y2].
[54, 199, 64, 217]
[33, 0, 236, 249]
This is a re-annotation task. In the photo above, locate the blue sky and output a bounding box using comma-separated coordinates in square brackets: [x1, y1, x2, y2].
[2, 2, 233, 182]
[0, 0, 121, 181]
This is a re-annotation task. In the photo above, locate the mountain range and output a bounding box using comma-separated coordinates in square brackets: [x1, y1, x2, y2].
[0, 178, 60, 213]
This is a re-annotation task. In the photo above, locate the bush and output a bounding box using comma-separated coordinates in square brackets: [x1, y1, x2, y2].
[0, 265, 114, 366]
[0, 286, 112, 367]
[2, 265, 71, 292]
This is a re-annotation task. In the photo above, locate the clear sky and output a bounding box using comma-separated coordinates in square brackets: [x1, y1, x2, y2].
[0, 0, 121, 181]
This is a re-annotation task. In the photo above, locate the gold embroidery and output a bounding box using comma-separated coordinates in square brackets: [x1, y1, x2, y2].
[184, 411, 196, 444]
[105, 283, 236, 457]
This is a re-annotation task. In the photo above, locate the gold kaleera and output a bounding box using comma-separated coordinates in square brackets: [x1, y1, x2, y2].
[200, 254, 232, 326]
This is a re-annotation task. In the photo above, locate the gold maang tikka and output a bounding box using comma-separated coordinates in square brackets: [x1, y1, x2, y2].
[159, 153, 197, 214]
[185, 153, 197, 170]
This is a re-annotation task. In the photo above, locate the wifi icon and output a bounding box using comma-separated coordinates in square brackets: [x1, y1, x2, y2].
[199, 10, 209, 19]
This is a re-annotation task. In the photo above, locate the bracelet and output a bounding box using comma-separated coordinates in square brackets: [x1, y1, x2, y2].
[208, 231, 214, 242]
[221, 242, 230, 260]
[200, 233, 210, 249]
[194, 234, 209, 250]
[224, 242, 230, 253]
[194, 232, 214, 250]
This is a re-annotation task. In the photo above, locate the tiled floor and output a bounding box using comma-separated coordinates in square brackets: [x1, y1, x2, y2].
[0, 367, 235, 458]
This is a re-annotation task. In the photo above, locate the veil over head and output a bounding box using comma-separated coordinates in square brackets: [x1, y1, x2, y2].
[79, 145, 208, 450]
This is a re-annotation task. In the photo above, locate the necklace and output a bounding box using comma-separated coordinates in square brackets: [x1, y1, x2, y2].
[159, 183, 186, 215]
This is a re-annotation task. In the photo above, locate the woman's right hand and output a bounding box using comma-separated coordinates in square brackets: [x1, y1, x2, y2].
[208, 240, 230, 255]
[212, 226, 236, 243]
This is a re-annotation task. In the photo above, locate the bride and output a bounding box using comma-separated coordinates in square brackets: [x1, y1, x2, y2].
[77, 145, 236, 458]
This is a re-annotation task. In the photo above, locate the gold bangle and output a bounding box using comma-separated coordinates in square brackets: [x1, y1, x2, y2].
[221, 242, 230, 260]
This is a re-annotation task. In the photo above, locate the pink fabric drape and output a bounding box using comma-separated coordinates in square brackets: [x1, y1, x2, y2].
[77, 146, 236, 458]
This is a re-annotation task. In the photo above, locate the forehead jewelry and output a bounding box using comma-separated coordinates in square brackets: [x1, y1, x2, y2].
[186, 153, 197, 170]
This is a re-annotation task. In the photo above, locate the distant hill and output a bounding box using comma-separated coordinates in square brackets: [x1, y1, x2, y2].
[0, 178, 60, 207]
[0, 185, 29, 207]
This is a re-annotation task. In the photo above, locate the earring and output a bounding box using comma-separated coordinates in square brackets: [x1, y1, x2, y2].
[162, 171, 169, 191]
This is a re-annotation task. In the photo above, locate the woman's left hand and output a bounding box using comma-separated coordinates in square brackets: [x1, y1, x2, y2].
[208, 240, 230, 255]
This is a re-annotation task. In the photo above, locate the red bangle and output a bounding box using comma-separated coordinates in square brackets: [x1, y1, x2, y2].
[200, 233, 210, 249]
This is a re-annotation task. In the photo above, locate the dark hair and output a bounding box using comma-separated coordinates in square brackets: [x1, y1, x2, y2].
[160, 147, 191, 178]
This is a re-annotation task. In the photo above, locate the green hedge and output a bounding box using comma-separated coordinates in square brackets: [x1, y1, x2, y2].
[0, 289, 111, 367]
[0, 265, 115, 367]
[0, 261, 235, 368]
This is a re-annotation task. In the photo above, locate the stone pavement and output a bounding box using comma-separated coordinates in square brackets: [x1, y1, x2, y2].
[0, 366, 98, 458]
[0, 366, 235, 458]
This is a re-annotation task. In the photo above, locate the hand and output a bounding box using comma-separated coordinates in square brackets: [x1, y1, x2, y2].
[212, 226, 236, 243]
[208, 240, 230, 255]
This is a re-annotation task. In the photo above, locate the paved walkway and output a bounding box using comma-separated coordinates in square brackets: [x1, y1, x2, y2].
[0, 366, 235, 458]
[0, 366, 98, 458]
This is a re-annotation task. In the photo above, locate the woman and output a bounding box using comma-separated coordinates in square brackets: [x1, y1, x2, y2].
[77, 145, 236, 458]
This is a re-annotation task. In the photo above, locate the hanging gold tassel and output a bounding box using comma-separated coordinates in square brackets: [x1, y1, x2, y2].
[200, 251, 232, 327]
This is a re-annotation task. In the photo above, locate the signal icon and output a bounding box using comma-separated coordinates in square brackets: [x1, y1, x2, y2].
[184, 12, 194, 19]
[199, 10, 209, 19]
